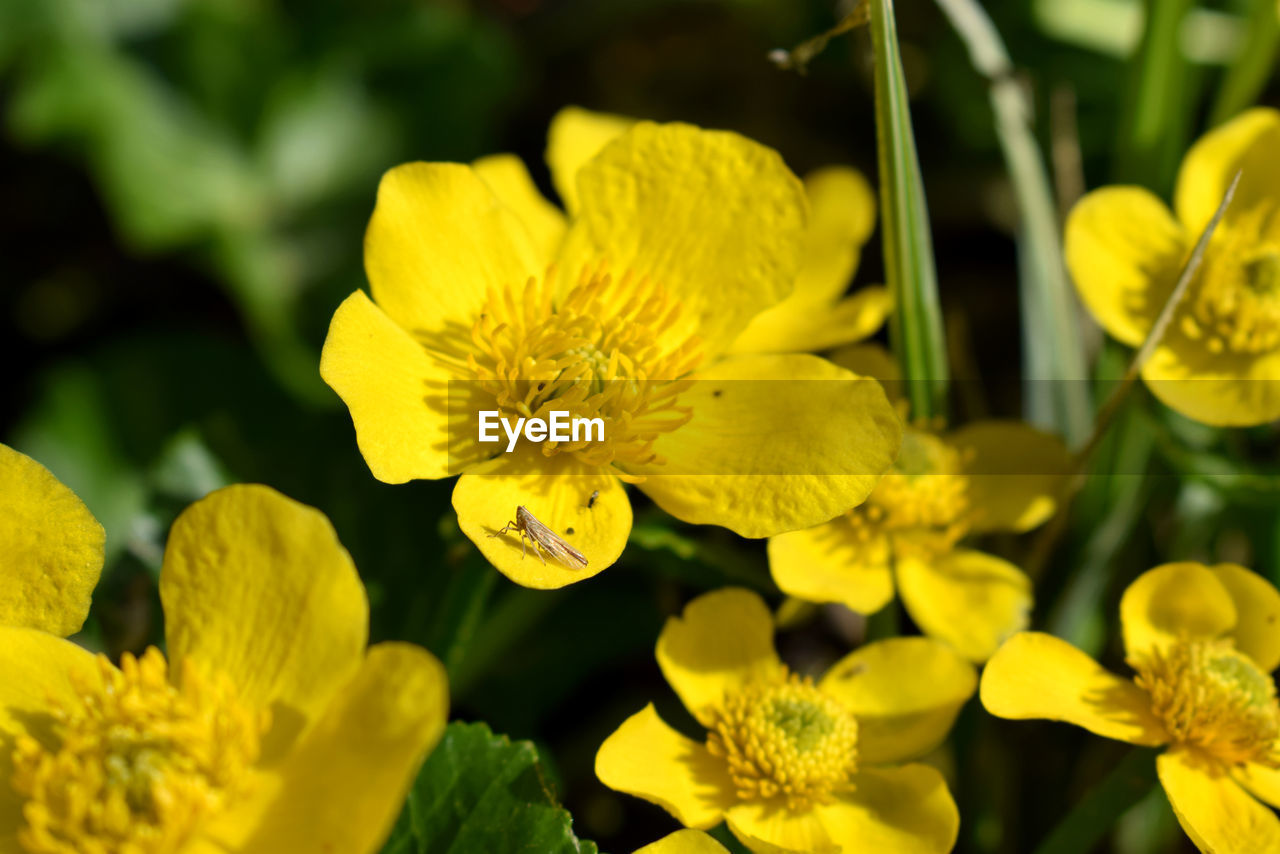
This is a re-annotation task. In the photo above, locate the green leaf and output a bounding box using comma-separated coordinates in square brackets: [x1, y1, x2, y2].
[1208, 0, 1280, 127]
[869, 0, 948, 422]
[1032, 747, 1159, 854]
[382, 721, 600, 854]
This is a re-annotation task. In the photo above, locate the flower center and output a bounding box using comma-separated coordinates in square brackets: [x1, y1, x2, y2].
[1181, 203, 1280, 355]
[705, 672, 859, 810]
[11, 648, 267, 854]
[1131, 639, 1280, 766]
[846, 428, 973, 553]
[461, 264, 703, 471]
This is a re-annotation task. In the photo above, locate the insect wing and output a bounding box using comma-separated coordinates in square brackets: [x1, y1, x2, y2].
[519, 507, 588, 568]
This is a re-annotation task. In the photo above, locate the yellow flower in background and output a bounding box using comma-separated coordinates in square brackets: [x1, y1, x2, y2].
[0, 443, 103, 637]
[596, 588, 974, 854]
[0, 484, 447, 854]
[1066, 107, 1280, 426]
[982, 562, 1280, 852]
[766, 345, 1071, 662]
[634, 829, 729, 853]
[321, 111, 901, 589]
[549, 106, 892, 356]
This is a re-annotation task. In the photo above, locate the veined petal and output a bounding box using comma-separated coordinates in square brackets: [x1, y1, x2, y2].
[636, 354, 901, 539]
[0, 444, 103, 636]
[1159, 747, 1280, 854]
[729, 287, 891, 355]
[1064, 186, 1186, 346]
[451, 452, 628, 588]
[1175, 107, 1280, 236]
[1211, 564, 1280, 673]
[767, 521, 896, 616]
[566, 122, 807, 356]
[951, 421, 1072, 533]
[1120, 563, 1236, 660]
[818, 637, 976, 765]
[160, 485, 368, 759]
[206, 643, 448, 854]
[1236, 760, 1280, 810]
[364, 162, 540, 337]
[656, 588, 783, 726]
[0, 627, 101, 845]
[895, 549, 1032, 663]
[1142, 339, 1280, 428]
[813, 765, 959, 854]
[545, 105, 634, 214]
[596, 704, 737, 830]
[725, 802, 837, 854]
[980, 632, 1167, 746]
[473, 153, 567, 263]
[320, 290, 473, 483]
[634, 829, 731, 854]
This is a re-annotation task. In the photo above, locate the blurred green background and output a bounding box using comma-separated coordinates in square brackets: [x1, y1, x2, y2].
[4, 0, 1280, 851]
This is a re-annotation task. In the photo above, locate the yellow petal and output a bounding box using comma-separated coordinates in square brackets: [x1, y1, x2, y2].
[767, 520, 896, 615]
[1120, 563, 1236, 660]
[0, 444, 103, 636]
[1158, 747, 1280, 854]
[951, 420, 1072, 533]
[1212, 564, 1280, 673]
[207, 643, 448, 854]
[451, 452, 628, 588]
[725, 802, 837, 854]
[1175, 107, 1280, 236]
[595, 704, 737, 830]
[320, 290, 468, 483]
[364, 161, 540, 337]
[636, 354, 901, 539]
[566, 122, 806, 356]
[473, 153, 567, 262]
[1142, 338, 1280, 427]
[1236, 760, 1280, 810]
[1064, 186, 1186, 347]
[0, 627, 101, 842]
[814, 764, 959, 854]
[980, 632, 1167, 745]
[546, 105, 635, 214]
[828, 342, 903, 403]
[895, 549, 1033, 663]
[656, 588, 783, 726]
[818, 637, 976, 765]
[160, 484, 368, 759]
[729, 287, 891, 355]
[634, 829, 731, 854]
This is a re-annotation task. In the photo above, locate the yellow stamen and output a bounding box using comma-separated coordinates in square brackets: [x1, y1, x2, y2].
[705, 672, 859, 810]
[1132, 638, 1280, 767]
[1183, 203, 1280, 355]
[458, 264, 703, 471]
[11, 647, 267, 854]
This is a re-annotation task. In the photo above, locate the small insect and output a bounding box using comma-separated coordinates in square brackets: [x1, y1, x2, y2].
[490, 506, 588, 569]
[587, 489, 600, 509]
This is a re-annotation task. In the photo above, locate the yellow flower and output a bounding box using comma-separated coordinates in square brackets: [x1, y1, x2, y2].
[1065, 107, 1280, 426]
[634, 829, 729, 853]
[596, 588, 974, 853]
[321, 112, 901, 589]
[0, 484, 448, 854]
[766, 345, 1071, 662]
[982, 562, 1280, 852]
[0, 443, 103, 636]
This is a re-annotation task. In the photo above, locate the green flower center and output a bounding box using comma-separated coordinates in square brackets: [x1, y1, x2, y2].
[1183, 204, 1280, 355]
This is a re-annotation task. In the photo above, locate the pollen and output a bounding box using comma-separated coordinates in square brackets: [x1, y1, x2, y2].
[705, 672, 859, 811]
[10, 647, 268, 854]
[845, 428, 974, 553]
[1131, 638, 1280, 767]
[1180, 202, 1280, 355]
[460, 264, 704, 471]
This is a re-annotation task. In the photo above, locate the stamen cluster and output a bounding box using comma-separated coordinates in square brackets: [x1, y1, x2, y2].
[1182, 203, 1280, 355]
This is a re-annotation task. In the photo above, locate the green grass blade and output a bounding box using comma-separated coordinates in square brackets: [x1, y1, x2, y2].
[1209, 0, 1280, 126]
[869, 0, 949, 422]
[935, 0, 1094, 447]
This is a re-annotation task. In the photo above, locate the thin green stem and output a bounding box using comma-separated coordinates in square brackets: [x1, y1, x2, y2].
[1032, 748, 1160, 854]
[1209, 0, 1280, 127]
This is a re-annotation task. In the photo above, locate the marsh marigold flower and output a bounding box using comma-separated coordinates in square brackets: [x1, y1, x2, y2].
[766, 346, 1071, 662]
[0, 443, 103, 636]
[321, 110, 901, 588]
[983, 562, 1280, 852]
[0, 484, 448, 854]
[596, 588, 975, 853]
[635, 829, 729, 853]
[1066, 107, 1280, 426]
